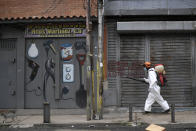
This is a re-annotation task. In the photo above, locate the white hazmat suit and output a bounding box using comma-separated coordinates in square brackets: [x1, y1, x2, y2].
[144, 68, 169, 112]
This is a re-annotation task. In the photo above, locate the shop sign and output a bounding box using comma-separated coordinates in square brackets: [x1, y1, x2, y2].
[25, 23, 86, 38]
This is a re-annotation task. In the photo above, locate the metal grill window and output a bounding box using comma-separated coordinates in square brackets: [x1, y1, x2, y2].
[0, 39, 16, 50]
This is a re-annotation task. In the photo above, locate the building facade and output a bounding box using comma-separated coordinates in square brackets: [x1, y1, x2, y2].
[1, 0, 196, 109]
[103, 0, 196, 107]
[0, 0, 98, 109]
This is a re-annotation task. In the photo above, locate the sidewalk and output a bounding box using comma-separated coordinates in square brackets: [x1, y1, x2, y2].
[0, 107, 196, 128]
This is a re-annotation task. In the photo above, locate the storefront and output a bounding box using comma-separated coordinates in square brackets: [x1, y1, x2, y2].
[105, 20, 196, 107]
[0, 0, 99, 109]
[102, 0, 196, 108]
[0, 21, 98, 109]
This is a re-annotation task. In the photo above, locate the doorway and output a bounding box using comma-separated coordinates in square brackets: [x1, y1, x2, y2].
[0, 39, 17, 108]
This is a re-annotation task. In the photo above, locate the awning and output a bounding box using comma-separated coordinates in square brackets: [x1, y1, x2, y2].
[117, 21, 196, 33]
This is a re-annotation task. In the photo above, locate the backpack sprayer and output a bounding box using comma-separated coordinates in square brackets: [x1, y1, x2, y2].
[154, 64, 167, 87]
[124, 76, 147, 84]
[125, 63, 167, 87]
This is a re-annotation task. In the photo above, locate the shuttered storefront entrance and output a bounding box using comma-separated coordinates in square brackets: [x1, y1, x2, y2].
[120, 36, 147, 107]
[150, 34, 193, 106]
[120, 34, 193, 107]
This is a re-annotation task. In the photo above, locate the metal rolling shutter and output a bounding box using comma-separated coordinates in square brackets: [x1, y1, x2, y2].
[150, 34, 193, 106]
[120, 36, 146, 107]
[107, 22, 119, 89]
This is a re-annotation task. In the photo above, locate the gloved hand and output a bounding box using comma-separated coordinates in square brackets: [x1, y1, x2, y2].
[143, 78, 149, 83]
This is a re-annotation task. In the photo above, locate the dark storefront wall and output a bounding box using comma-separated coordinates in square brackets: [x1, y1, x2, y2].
[106, 21, 196, 107]
[25, 37, 86, 108]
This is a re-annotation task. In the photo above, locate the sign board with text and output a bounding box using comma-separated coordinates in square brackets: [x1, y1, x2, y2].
[25, 23, 86, 38]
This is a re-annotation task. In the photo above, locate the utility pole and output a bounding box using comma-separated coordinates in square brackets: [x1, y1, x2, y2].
[86, 0, 92, 121]
[97, 0, 104, 120]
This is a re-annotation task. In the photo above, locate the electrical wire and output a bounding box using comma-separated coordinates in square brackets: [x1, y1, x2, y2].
[41, 0, 63, 15]
[83, 0, 87, 9]
[91, 0, 97, 8]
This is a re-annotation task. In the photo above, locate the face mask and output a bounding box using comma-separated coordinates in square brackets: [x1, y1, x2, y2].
[144, 67, 147, 71]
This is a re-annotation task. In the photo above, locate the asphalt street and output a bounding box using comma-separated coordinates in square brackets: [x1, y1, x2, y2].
[1, 123, 196, 131]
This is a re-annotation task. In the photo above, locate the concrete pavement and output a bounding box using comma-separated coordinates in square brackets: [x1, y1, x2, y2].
[0, 107, 196, 129]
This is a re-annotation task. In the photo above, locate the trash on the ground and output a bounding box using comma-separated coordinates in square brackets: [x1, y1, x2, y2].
[145, 124, 166, 131]
[88, 124, 95, 128]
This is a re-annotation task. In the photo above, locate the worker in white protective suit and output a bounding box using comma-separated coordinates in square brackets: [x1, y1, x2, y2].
[143, 62, 170, 113]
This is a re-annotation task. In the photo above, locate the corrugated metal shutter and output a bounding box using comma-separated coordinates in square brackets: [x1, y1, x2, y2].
[150, 34, 193, 106]
[119, 34, 193, 107]
[120, 35, 146, 107]
[107, 22, 119, 89]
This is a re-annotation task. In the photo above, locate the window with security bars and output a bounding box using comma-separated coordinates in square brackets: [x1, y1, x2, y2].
[0, 39, 16, 50]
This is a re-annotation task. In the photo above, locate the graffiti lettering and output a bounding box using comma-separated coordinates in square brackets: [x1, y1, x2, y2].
[26, 23, 86, 38]
[108, 60, 145, 78]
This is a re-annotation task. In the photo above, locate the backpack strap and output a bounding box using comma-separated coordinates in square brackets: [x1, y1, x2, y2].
[156, 71, 166, 87]
[155, 72, 162, 87]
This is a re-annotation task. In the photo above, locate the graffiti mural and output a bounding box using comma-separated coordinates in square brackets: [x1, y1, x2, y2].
[43, 40, 56, 102]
